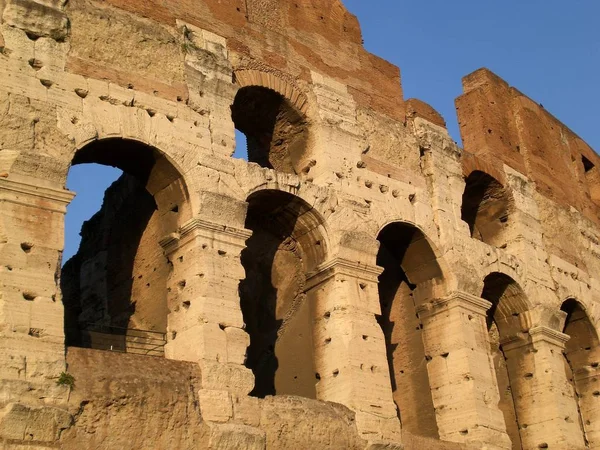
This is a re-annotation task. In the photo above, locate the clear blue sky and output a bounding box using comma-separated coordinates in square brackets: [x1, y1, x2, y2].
[64, 1, 599, 262]
[342, 0, 599, 148]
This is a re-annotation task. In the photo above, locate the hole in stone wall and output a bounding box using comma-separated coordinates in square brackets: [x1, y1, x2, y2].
[581, 155, 600, 206]
[376, 222, 443, 439]
[61, 139, 189, 357]
[461, 171, 511, 248]
[28, 328, 42, 338]
[239, 190, 325, 399]
[582, 155, 594, 173]
[231, 86, 308, 174]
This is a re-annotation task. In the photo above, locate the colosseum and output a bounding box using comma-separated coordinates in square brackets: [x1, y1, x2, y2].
[0, 1, 598, 449]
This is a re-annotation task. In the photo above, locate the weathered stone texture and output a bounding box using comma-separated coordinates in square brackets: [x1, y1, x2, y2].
[61, 347, 206, 449]
[1, 0, 599, 449]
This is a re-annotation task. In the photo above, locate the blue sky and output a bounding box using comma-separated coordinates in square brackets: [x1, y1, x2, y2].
[342, 0, 599, 148]
[63, 1, 599, 262]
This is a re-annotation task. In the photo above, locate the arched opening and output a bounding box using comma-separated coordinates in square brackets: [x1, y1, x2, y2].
[376, 222, 444, 438]
[61, 138, 189, 357]
[231, 86, 308, 174]
[481, 272, 528, 450]
[562, 298, 600, 447]
[239, 190, 326, 398]
[461, 171, 511, 247]
[581, 155, 600, 206]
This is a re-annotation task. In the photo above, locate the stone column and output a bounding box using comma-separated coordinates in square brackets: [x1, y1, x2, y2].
[160, 217, 255, 417]
[306, 257, 401, 442]
[502, 327, 587, 450]
[0, 177, 74, 386]
[417, 292, 511, 449]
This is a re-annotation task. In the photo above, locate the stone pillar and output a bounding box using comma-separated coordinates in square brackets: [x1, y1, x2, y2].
[0, 177, 74, 387]
[160, 217, 255, 401]
[417, 292, 511, 449]
[502, 327, 587, 450]
[306, 257, 401, 442]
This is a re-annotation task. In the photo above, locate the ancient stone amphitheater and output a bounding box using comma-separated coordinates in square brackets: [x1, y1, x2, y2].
[0, 1, 598, 449]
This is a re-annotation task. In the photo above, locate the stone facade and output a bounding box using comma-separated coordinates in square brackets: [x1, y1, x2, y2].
[0, 1, 598, 449]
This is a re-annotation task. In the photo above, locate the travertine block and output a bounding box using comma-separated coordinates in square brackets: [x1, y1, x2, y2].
[199, 389, 233, 423]
[166, 323, 227, 363]
[207, 422, 266, 450]
[199, 361, 254, 395]
[0, 403, 72, 442]
[231, 394, 261, 427]
[224, 326, 249, 365]
[3, 0, 68, 41]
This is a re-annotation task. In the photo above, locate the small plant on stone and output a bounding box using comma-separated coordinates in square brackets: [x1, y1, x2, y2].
[56, 372, 75, 390]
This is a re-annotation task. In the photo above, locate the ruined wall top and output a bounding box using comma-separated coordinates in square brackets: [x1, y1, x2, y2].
[456, 67, 600, 225]
[62, 0, 404, 119]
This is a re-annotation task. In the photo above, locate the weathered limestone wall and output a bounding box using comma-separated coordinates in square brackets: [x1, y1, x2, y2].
[456, 68, 600, 268]
[61, 347, 457, 450]
[62, 347, 205, 448]
[67, 0, 403, 117]
[1, 0, 599, 449]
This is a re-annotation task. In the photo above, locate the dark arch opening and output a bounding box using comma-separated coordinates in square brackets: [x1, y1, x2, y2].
[461, 171, 510, 247]
[61, 138, 189, 356]
[231, 86, 308, 174]
[562, 299, 599, 446]
[481, 272, 527, 450]
[376, 222, 443, 438]
[239, 190, 326, 398]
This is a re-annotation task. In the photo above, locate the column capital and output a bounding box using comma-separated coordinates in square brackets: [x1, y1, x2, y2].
[0, 178, 75, 213]
[305, 257, 383, 292]
[160, 217, 252, 254]
[530, 326, 569, 345]
[502, 326, 569, 352]
[416, 291, 492, 318]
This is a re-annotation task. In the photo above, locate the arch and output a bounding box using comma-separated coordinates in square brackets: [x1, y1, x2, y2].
[234, 69, 309, 114]
[375, 221, 445, 438]
[231, 70, 311, 175]
[461, 170, 512, 247]
[61, 138, 191, 356]
[239, 189, 328, 399]
[481, 272, 530, 450]
[481, 272, 529, 333]
[71, 137, 191, 205]
[376, 220, 447, 284]
[479, 263, 524, 294]
[562, 298, 599, 347]
[462, 152, 506, 186]
[562, 298, 600, 447]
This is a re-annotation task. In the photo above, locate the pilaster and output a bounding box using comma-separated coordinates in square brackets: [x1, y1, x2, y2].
[160, 216, 254, 395]
[306, 257, 401, 442]
[417, 291, 511, 449]
[502, 326, 587, 450]
[0, 177, 74, 383]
